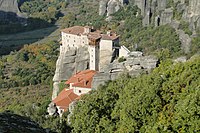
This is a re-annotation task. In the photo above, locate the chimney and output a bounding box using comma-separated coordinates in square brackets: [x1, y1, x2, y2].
[84, 26, 91, 34]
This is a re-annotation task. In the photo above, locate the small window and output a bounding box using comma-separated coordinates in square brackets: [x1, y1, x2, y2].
[79, 90, 81, 93]
[73, 44, 75, 47]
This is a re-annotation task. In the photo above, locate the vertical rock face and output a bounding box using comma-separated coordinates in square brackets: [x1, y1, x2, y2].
[53, 47, 89, 82]
[99, 0, 109, 16]
[0, 0, 20, 13]
[160, 8, 173, 25]
[0, 0, 23, 21]
[99, 0, 127, 17]
[52, 46, 89, 100]
[182, 0, 200, 30]
[177, 30, 191, 54]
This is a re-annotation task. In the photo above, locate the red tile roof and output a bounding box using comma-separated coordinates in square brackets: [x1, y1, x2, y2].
[61, 26, 119, 40]
[53, 89, 79, 111]
[66, 70, 97, 88]
[61, 26, 85, 35]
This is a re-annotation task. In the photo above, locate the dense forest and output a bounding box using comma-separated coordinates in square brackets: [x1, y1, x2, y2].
[0, 0, 199, 132]
[70, 55, 200, 133]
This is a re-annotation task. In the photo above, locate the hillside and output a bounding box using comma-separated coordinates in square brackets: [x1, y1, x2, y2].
[0, 112, 45, 133]
[70, 55, 200, 132]
[0, 0, 199, 132]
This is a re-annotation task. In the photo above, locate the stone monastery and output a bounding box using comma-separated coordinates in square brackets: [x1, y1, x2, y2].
[60, 26, 129, 71]
[49, 26, 130, 115]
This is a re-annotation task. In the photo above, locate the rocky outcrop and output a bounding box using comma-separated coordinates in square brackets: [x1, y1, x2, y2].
[53, 46, 89, 82]
[160, 8, 173, 25]
[177, 30, 191, 53]
[0, 0, 25, 21]
[99, 0, 128, 17]
[92, 54, 158, 89]
[182, 0, 200, 31]
[52, 46, 89, 100]
[99, 0, 200, 31]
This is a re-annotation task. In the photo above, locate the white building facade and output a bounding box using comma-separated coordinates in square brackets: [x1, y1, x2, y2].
[61, 26, 120, 71]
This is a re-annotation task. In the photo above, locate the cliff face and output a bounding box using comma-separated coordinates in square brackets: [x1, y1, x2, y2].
[99, 0, 200, 29]
[52, 46, 89, 99]
[99, 0, 200, 53]
[99, 0, 128, 16]
[0, 0, 24, 21]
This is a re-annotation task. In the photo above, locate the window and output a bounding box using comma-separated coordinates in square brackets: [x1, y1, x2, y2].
[79, 90, 82, 93]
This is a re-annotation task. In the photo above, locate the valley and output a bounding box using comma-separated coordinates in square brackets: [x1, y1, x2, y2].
[0, 0, 199, 132]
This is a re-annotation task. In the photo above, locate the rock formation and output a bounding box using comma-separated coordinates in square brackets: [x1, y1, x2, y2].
[92, 54, 158, 89]
[52, 46, 89, 99]
[99, 0, 200, 30]
[182, 0, 200, 31]
[0, 0, 25, 21]
[99, 0, 128, 17]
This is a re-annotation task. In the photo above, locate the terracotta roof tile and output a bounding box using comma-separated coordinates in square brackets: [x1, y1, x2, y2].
[53, 89, 79, 111]
[66, 70, 97, 88]
[61, 26, 85, 35]
[61, 26, 119, 41]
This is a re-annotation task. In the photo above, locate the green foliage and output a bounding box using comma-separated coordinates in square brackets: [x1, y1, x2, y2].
[191, 31, 200, 55]
[0, 41, 59, 88]
[106, 5, 182, 57]
[70, 55, 200, 133]
[20, 0, 66, 23]
[118, 56, 126, 63]
[179, 21, 192, 35]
